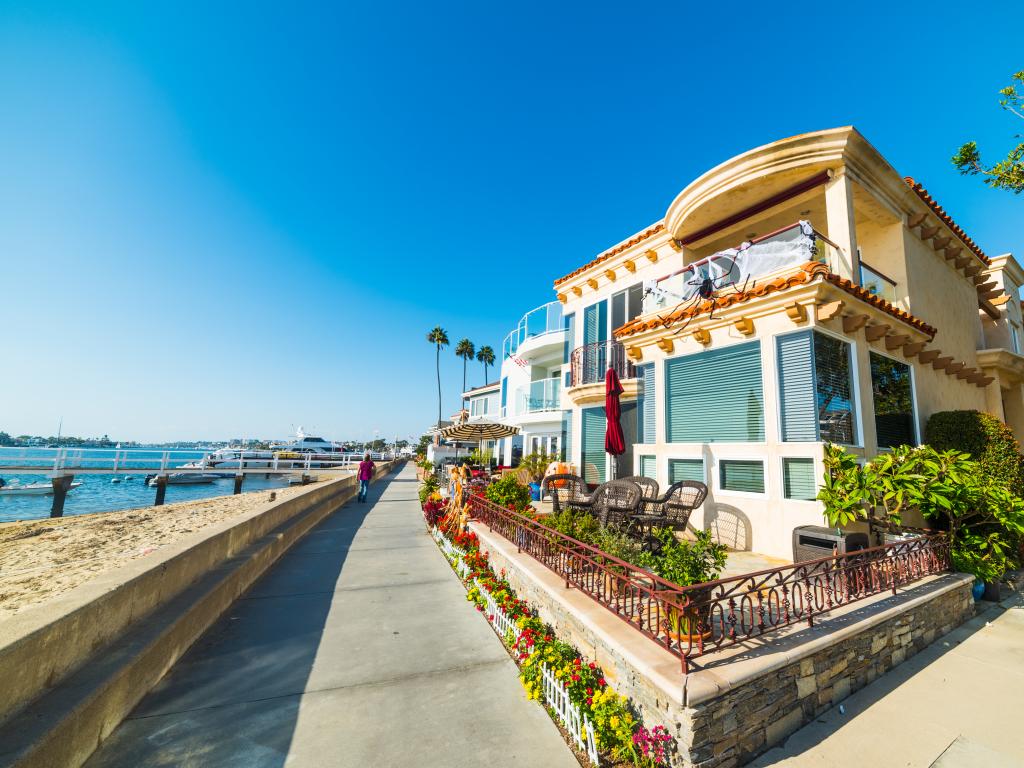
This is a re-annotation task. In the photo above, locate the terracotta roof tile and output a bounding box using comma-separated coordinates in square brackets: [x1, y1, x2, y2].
[904, 177, 989, 266]
[614, 261, 937, 339]
[553, 223, 665, 287]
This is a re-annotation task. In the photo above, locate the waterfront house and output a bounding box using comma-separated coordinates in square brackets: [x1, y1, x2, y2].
[550, 126, 1022, 561]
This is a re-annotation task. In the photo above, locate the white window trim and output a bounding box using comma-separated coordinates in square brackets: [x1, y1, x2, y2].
[666, 456, 707, 484]
[779, 455, 820, 503]
[714, 456, 767, 498]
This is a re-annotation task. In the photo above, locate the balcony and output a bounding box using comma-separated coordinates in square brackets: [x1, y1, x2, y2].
[515, 379, 562, 415]
[502, 301, 565, 360]
[569, 340, 636, 388]
[859, 261, 898, 304]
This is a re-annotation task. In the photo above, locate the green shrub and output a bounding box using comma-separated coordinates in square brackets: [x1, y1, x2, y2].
[418, 475, 439, 505]
[484, 474, 532, 512]
[925, 410, 1024, 496]
[644, 529, 728, 587]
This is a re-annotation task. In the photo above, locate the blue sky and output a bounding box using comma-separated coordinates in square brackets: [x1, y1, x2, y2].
[0, 1, 1020, 443]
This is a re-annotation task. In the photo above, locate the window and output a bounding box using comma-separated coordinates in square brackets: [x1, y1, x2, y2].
[560, 411, 572, 463]
[666, 341, 764, 443]
[777, 331, 857, 444]
[639, 455, 656, 479]
[782, 458, 817, 500]
[583, 301, 607, 346]
[669, 458, 704, 483]
[500, 377, 508, 415]
[581, 407, 607, 484]
[611, 284, 644, 332]
[637, 363, 655, 444]
[720, 460, 765, 494]
[564, 313, 575, 365]
[870, 353, 916, 448]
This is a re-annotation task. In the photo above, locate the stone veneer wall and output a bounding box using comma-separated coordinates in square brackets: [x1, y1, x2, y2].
[474, 525, 975, 768]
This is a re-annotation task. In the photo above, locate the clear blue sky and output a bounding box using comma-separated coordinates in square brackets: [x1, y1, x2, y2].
[0, 1, 1020, 443]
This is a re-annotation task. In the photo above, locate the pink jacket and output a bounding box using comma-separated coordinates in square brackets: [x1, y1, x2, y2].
[358, 460, 375, 481]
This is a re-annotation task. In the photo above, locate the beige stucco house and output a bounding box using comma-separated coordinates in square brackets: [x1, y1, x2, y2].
[552, 126, 1023, 560]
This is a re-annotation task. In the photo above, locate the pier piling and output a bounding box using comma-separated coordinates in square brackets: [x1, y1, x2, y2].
[233, 474, 244, 495]
[154, 475, 168, 506]
[50, 475, 74, 518]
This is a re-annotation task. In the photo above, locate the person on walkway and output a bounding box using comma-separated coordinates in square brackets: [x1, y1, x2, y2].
[357, 453, 375, 502]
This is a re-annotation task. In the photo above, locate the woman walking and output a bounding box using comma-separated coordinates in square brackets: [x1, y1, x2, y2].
[357, 453, 375, 503]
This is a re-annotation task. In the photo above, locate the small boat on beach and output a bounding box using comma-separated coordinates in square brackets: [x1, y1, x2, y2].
[0, 480, 83, 496]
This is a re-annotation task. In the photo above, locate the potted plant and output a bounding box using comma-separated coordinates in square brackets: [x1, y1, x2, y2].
[518, 450, 555, 501]
[647, 529, 727, 642]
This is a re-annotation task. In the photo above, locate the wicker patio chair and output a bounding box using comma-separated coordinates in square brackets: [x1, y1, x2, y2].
[590, 479, 644, 528]
[541, 474, 593, 516]
[632, 480, 708, 536]
[622, 475, 659, 505]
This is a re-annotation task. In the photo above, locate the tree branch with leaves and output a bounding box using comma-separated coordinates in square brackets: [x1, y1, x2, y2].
[952, 70, 1024, 193]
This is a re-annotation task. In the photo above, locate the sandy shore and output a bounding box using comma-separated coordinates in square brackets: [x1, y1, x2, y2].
[0, 483, 320, 618]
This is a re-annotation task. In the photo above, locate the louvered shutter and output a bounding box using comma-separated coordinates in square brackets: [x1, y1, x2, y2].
[581, 407, 607, 484]
[665, 341, 764, 443]
[639, 455, 657, 479]
[637, 363, 656, 444]
[668, 458, 704, 483]
[777, 331, 817, 442]
[720, 460, 765, 493]
[783, 458, 817, 500]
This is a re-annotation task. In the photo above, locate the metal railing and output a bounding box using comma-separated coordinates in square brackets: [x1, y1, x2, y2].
[569, 340, 636, 387]
[468, 494, 951, 673]
[503, 301, 566, 359]
[0, 446, 393, 475]
[515, 378, 562, 414]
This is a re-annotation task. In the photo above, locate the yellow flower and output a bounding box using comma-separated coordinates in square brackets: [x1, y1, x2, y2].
[610, 716, 619, 728]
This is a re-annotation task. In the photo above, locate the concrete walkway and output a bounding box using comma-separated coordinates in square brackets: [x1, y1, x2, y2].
[87, 465, 577, 768]
[751, 590, 1024, 768]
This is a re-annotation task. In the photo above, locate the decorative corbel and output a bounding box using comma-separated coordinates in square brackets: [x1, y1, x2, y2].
[623, 259, 636, 273]
[816, 300, 844, 321]
[865, 323, 891, 342]
[572, 286, 583, 297]
[627, 345, 643, 362]
[907, 212, 928, 227]
[785, 303, 808, 323]
[646, 249, 659, 263]
[587, 278, 599, 290]
[884, 334, 910, 350]
[932, 235, 951, 250]
[956, 367, 977, 380]
[954, 255, 972, 270]
[945, 361, 965, 375]
[918, 349, 940, 364]
[657, 337, 675, 354]
[919, 223, 939, 240]
[932, 356, 953, 370]
[842, 314, 868, 333]
[691, 328, 711, 345]
[976, 376, 994, 387]
[733, 317, 755, 336]
[943, 246, 962, 262]
[902, 342, 925, 357]
[963, 264, 981, 278]
[604, 269, 617, 282]
[556, 293, 568, 304]
[668, 240, 682, 252]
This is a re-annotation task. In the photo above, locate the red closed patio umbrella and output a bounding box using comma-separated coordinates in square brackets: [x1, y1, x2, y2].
[605, 366, 626, 479]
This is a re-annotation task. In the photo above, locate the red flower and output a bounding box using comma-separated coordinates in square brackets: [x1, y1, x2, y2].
[571, 674, 580, 682]
[598, 677, 606, 686]
[586, 697, 592, 706]
[586, 687, 593, 695]
[588, 662, 596, 670]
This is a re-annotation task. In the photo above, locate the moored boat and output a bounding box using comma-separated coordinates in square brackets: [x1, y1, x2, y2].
[0, 480, 83, 496]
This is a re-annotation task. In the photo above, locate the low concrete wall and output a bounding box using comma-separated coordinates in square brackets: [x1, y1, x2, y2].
[471, 522, 975, 768]
[0, 461, 399, 768]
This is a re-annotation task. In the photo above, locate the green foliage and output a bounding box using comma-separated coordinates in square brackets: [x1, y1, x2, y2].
[485, 474, 532, 511]
[418, 474, 439, 505]
[925, 410, 1024, 496]
[466, 448, 493, 466]
[819, 443, 1024, 581]
[644, 529, 728, 587]
[952, 70, 1024, 193]
[519, 450, 555, 483]
[476, 345, 496, 383]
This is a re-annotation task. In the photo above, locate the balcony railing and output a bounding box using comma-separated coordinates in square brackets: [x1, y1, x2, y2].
[569, 340, 635, 387]
[468, 493, 951, 674]
[859, 261, 898, 304]
[503, 301, 565, 359]
[516, 378, 562, 414]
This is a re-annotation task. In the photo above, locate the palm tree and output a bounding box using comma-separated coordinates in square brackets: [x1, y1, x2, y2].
[455, 339, 475, 405]
[477, 345, 496, 386]
[427, 326, 450, 427]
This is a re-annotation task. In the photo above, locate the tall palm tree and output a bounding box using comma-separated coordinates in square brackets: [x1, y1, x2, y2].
[477, 345, 496, 386]
[427, 326, 450, 427]
[455, 339, 475, 405]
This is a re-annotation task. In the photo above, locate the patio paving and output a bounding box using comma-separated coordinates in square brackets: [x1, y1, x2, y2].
[85, 464, 577, 768]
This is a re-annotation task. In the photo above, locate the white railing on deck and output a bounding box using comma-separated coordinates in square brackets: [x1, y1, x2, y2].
[431, 526, 599, 765]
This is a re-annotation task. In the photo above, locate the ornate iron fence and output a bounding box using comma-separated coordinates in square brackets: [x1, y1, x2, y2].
[468, 495, 951, 673]
[569, 340, 636, 387]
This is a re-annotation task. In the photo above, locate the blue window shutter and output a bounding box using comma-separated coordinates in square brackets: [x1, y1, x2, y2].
[637, 363, 656, 444]
[783, 458, 817, 500]
[720, 460, 765, 493]
[583, 301, 607, 345]
[581, 407, 607, 484]
[639, 455, 656, 479]
[777, 331, 817, 442]
[500, 378, 508, 409]
[665, 341, 764, 443]
[563, 313, 575, 364]
[668, 458, 704, 483]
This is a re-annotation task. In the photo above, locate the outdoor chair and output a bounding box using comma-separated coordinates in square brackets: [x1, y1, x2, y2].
[541, 474, 593, 516]
[631, 480, 708, 543]
[589, 479, 644, 528]
[622, 475, 659, 505]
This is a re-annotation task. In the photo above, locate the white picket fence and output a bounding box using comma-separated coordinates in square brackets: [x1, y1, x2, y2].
[432, 527, 600, 765]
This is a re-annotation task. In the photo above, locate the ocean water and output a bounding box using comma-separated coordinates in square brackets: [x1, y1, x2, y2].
[0, 472, 295, 523]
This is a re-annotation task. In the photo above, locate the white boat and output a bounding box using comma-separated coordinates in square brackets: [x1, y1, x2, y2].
[179, 447, 276, 471]
[270, 427, 344, 454]
[147, 473, 220, 487]
[0, 480, 83, 496]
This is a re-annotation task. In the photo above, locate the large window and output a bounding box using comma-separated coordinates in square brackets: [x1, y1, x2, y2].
[611, 284, 644, 332]
[777, 331, 857, 444]
[581, 406, 607, 484]
[669, 458, 705, 483]
[637, 362, 655, 444]
[719, 460, 765, 494]
[870, 353, 916, 448]
[665, 341, 764, 443]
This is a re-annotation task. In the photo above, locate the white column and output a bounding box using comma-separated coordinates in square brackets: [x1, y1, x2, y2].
[824, 170, 861, 282]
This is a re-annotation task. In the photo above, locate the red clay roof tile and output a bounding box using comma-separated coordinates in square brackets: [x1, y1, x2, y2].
[552, 223, 665, 287]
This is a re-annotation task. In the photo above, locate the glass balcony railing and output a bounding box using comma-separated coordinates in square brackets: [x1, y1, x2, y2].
[515, 378, 562, 413]
[502, 301, 565, 359]
[859, 261, 898, 304]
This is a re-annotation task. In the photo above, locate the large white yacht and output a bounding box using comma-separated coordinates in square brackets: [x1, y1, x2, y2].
[270, 427, 344, 454]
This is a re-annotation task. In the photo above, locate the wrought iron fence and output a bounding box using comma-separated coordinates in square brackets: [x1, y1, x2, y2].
[468, 494, 951, 673]
[569, 340, 636, 387]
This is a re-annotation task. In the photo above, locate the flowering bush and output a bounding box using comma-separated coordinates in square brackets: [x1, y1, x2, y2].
[422, 497, 445, 526]
[632, 725, 674, 767]
[484, 474, 533, 512]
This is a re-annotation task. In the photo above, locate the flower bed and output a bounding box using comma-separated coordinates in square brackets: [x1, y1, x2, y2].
[426, 522, 674, 768]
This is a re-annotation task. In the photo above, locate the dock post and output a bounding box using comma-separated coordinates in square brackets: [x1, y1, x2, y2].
[301, 474, 310, 485]
[50, 474, 74, 518]
[234, 474, 244, 495]
[154, 475, 168, 506]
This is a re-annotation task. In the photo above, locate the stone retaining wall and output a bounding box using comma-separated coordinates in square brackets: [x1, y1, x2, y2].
[471, 522, 974, 767]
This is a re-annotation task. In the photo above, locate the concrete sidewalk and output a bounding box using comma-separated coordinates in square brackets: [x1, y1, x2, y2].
[86, 464, 577, 768]
[751, 590, 1024, 768]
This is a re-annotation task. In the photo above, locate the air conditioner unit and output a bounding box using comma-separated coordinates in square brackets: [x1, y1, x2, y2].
[792, 525, 869, 563]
